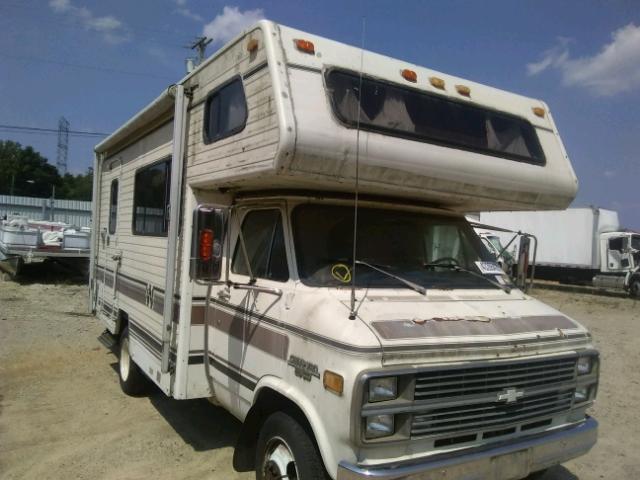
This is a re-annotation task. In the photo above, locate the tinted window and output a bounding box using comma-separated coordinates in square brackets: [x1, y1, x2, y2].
[292, 204, 496, 289]
[204, 78, 248, 144]
[133, 159, 171, 236]
[609, 237, 625, 252]
[108, 179, 118, 234]
[232, 209, 289, 282]
[325, 69, 545, 164]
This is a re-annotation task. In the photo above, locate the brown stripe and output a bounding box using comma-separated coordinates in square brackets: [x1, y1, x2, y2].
[191, 305, 288, 360]
[372, 315, 578, 340]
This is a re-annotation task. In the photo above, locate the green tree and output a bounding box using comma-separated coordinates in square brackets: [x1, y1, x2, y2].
[0, 140, 61, 197]
[59, 168, 93, 201]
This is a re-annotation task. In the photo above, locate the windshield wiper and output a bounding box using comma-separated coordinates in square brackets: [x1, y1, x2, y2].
[423, 263, 512, 294]
[355, 260, 426, 295]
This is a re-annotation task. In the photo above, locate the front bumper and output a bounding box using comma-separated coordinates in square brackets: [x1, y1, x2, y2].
[337, 417, 597, 480]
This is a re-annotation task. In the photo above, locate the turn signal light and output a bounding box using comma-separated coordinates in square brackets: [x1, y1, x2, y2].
[401, 69, 417, 83]
[199, 229, 214, 261]
[295, 39, 315, 54]
[532, 106, 545, 118]
[456, 85, 471, 97]
[323, 370, 344, 396]
[429, 76, 445, 90]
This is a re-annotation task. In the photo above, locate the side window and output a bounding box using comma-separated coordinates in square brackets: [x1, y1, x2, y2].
[203, 77, 248, 144]
[609, 237, 625, 252]
[133, 158, 171, 236]
[231, 209, 289, 282]
[108, 179, 118, 234]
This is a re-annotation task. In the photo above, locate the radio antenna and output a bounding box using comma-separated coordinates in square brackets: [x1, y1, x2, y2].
[349, 17, 366, 320]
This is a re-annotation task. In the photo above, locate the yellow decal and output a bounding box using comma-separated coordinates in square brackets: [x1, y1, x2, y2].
[331, 263, 352, 283]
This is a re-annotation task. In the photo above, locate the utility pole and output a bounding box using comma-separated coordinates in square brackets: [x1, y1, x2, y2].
[56, 116, 69, 175]
[188, 37, 212, 66]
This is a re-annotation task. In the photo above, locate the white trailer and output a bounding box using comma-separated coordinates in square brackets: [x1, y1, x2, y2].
[479, 208, 640, 295]
[90, 21, 598, 480]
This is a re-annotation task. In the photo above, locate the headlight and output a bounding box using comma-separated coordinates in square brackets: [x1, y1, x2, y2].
[368, 377, 397, 402]
[574, 386, 590, 403]
[365, 414, 395, 439]
[577, 356, 593, 375]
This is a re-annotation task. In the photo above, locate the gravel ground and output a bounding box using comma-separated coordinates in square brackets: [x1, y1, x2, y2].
[1, 269, 639, 479]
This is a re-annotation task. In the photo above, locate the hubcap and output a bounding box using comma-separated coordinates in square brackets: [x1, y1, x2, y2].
[263, 438, 297, 480]
[120, 336, 130, 381]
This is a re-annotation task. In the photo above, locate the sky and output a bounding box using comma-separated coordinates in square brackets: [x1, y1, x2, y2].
[1, 0, 639, 228]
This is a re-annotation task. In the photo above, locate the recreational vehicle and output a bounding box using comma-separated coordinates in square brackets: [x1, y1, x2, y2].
[91, 21, 598, 480]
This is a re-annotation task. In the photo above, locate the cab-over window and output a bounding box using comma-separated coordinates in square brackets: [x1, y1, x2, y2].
[203, 77, 248, 144]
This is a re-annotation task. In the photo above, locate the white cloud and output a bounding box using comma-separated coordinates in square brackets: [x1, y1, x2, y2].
[527, 23, 640, 96]
[203, 6, 264, 45]
[604, 169, 617, 178]
[48, 0, 130, 44]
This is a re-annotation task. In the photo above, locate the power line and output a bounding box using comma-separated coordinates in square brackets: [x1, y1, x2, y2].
[0, 124, 110, 138]
[0, 53, 175, 81]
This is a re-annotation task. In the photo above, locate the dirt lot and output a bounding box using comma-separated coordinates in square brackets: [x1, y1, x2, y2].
[1, 269, 639, 479]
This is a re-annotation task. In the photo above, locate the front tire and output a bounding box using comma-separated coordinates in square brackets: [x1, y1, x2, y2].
[630, 278, 640, 299]
[255, 412, 329, 480]
[118, 326, 148, 396]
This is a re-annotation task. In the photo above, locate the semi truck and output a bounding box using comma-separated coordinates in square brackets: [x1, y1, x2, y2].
[90, 20, 598, 480]
[479, 208, 640, 296]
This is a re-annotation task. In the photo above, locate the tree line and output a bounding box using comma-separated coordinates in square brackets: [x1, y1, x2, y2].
[0, 140, 92, 201]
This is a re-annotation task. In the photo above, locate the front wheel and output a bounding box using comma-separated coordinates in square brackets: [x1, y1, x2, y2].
[118, 326, 148, 396]
[256, 412, 329, 480]
[630, 278, 640, 299]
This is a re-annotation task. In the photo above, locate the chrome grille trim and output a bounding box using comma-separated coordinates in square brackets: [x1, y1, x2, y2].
[410, 356, 578, 439]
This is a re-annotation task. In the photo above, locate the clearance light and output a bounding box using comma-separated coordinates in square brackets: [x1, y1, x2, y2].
[532, 106, 546, 118]
[429, 76, 445, 90]
[401, 69, 417, 83]
[456, 85, 471, 97]
[295, 39, 315, 54]
[246, 38, 259, 52]
[199, 229, 214, 261]
[323, 370, 344, 396]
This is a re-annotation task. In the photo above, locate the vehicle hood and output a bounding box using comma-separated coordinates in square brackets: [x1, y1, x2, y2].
[336, 288, 592, 366]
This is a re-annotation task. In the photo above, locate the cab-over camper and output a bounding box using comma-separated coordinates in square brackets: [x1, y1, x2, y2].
[91, 20, 598, 480]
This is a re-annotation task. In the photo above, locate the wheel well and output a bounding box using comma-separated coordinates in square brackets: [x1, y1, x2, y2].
[233, 387, 317, 472]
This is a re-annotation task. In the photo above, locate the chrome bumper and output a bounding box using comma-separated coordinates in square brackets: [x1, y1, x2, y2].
[337, 417, 597, 480]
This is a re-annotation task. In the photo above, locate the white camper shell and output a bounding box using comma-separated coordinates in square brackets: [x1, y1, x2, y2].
[91, 21, 597, 480]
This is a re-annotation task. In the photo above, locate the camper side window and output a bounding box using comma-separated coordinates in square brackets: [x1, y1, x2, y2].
[133, 159, 171, 236]
[108, 179, 118, 234]
[231, 209, 289, 282]
[203, 77, 248, 144]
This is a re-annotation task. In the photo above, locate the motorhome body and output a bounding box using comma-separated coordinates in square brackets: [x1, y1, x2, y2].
[91, 21, 598, 480]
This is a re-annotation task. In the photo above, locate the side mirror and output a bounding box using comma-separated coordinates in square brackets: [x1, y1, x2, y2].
[191, 205, 226, 282]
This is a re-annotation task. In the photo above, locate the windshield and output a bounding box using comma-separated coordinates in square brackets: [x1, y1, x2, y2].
[632, 235, 640, 250]
[292, 204, 502, 290]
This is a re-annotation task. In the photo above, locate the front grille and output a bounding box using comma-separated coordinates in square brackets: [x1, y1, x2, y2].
[410, 356, 577, 440]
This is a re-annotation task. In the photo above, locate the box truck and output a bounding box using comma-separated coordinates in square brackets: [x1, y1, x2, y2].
[90, 21, 598, 480]
[479, 208, 640, 296]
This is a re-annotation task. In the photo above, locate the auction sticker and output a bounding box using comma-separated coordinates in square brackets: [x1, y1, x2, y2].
[475, 261, 504, 275]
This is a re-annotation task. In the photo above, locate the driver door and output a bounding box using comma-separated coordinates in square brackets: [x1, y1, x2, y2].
[210, 206, 290, 406]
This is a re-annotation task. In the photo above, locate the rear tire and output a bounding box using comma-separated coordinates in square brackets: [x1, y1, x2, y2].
[255, 412, 329, 480]
[118, 326, 148, 396]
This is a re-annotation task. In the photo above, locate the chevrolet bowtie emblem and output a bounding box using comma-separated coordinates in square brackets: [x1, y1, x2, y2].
[497, 387, 524, 404]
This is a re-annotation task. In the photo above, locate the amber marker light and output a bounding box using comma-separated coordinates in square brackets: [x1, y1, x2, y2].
[429, 76, 445, 90]
[401, 69, 417, 83]
[246, 38, 259, 52]
[532, 106, 546, 118]
[323, 370, 344, 396]
[456, 85, 471, 97]
[295, 39, 315, 54]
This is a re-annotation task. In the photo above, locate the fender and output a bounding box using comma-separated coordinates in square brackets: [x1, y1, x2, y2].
[236, 375, 354, 478]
